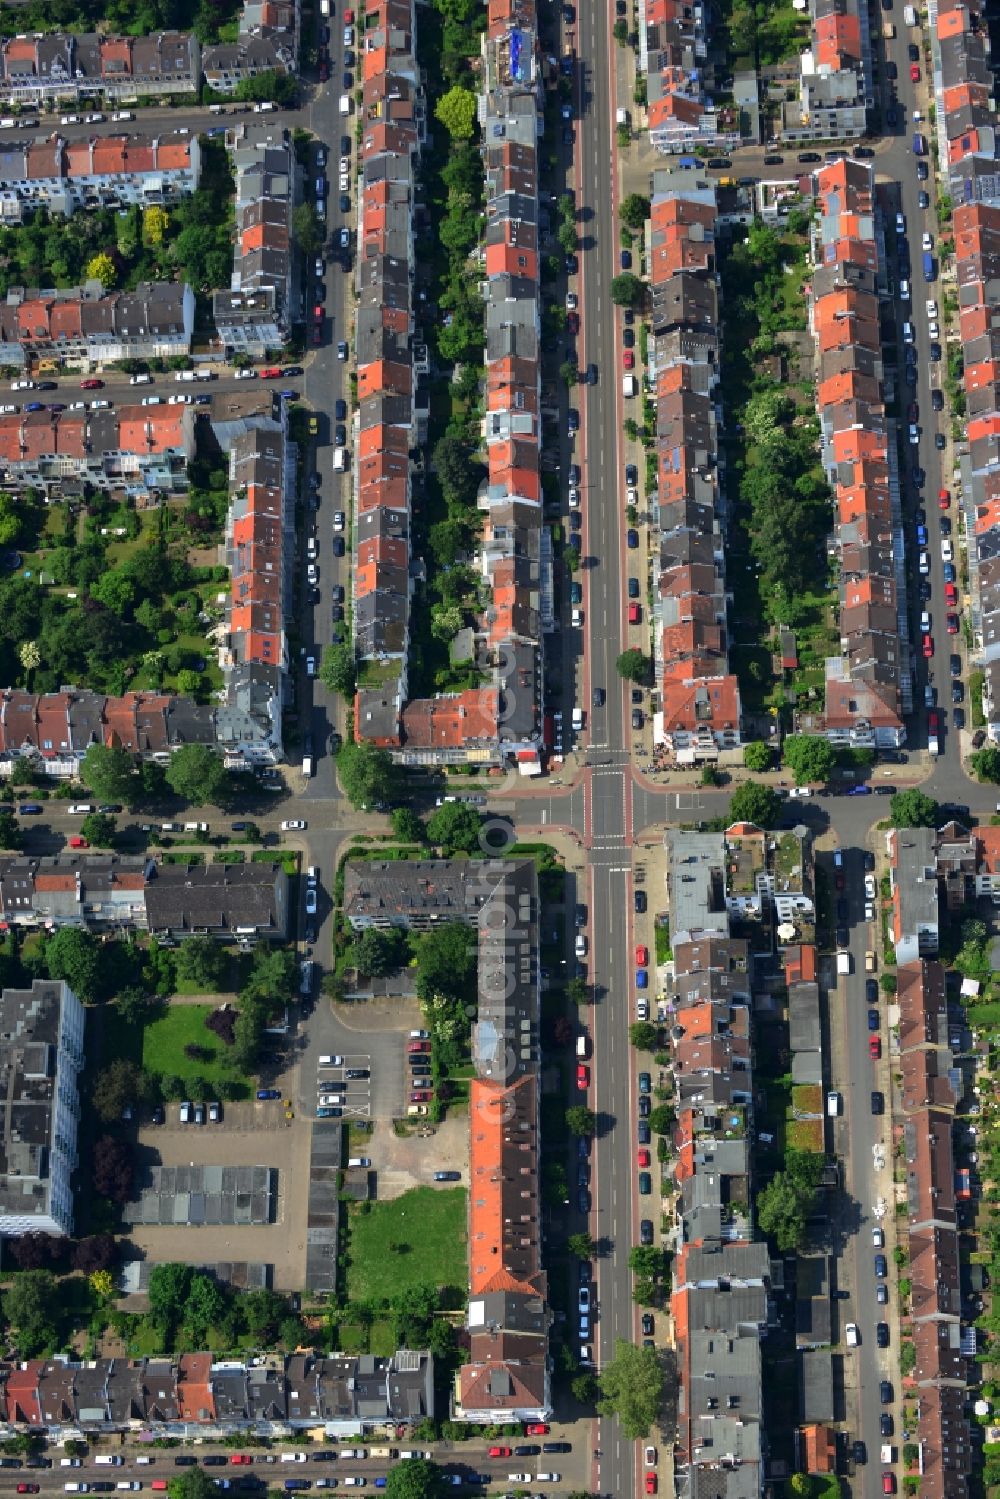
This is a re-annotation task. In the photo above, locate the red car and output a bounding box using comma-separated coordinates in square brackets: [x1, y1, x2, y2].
[410, 1089, 431, 1102]
[524, 1424, 549, 1436]
[319, 60, 329, 81]
[623, 350, 634, 369]
[343, 7, 354, 19]
[69, 835, 89, 848]
[883, 1476, 896, 1496]
[628, 602, 641, 625]
[80, 378, 103, 389]
[910, 62, 920, 81]
[835, 871, 845, 891]
[260, 366, 283, 379]
[312, 326, 322, 345]
[869, 1035, 881, 1059]
[488, 1447, 511, 1459]
[566, 311, 579, 335]
[313, 306, 324, 322]
[646, 1476, 658, 1495]
[944, 582, 958, 606]
[938, 488, 950, 508]
[17, 1486, 39, 1493]
[576, 1063, 590, 1089]
[230, 1457, 253, 1467]
[922, 634, 934, 658]
[635, 944, 648, 967]
[946, 613, 959, 634]
[407, 1040, 430, 1053]
[637, 1148, 650, 1167]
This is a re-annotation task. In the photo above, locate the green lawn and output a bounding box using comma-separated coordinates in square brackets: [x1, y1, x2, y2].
[345, 1187, 467, 1302]
[141, 1003, 241, 1089]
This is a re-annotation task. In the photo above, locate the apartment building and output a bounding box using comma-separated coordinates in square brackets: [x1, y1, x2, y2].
[144, 861, 289, 943]
[0, 280, 195, 372]
[342, 860, 494, 929]
[895, 959, 972, 1499]
[0, 400, 195, 497]
[780, 0, 872, 143]
[213, 123, 295, 359]
[648, 166, 742, 761]
[0, 979, 84, 1238]
[665, 833, 769, 1499]
[0, 33, 200, 107]
[887, 827, 941, 963]
[0, 855, 148, 930]
[802, 157, 908, 749]
[0, 1349, 433, 1436]
[641, 0, 735, 155]
[203, 0, 299, 94]
[0, 130, 200, 222]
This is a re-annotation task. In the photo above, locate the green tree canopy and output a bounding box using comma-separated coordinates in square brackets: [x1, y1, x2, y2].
[337, 741, 399, 809]
[566, 976, 590, 1006]
[350, 927, 409, 978]
[728, 781, 782, 829]
[91, 1058, 150, 1122]
[616, 648, 650, 683]
[46, 926, 103, 1003]
[566, 1105, 597, 1136]
[168, 1467, 219, 1499]
[148, 1262, 193, 1329]
[890, 789, 940, 829]
[620, 193, 650, 230]
[81, 743, 138, 806]
[782, 734, 837, 786]
[292, 202, 322, 257]
[629, 1021, 658, 1051]
[414, 921, 476, 1005]
[173, 936, 227, 993]
[742, 740, 772, 772]
[164, 744, 229, 807]
[2, 1269, 58, 1357]
[567, 1231, 595, 1260]
[79, 812, 116, 847]
[320, 643, 356, 699]
[597, 1338, 664, 1438]
[383, 1458, 449, 1499]
[434, 85, 477, 139]
[0, 811, 23, 850]
[648, 1103, 674, 1134]
[426, 799, 483, 854]
[391, 806, 426, 844]
[970, 745, 1000, 784]
[610, 272, 644, 307]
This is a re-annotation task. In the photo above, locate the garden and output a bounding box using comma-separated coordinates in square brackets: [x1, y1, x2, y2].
[344, 1186, 467, 1304]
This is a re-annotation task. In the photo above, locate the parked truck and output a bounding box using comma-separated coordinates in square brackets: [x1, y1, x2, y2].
[623, 374, 638, 399]
[836, 951, 851, 975]
[903, 3, 917, 24]
[923, 249, 936, 281]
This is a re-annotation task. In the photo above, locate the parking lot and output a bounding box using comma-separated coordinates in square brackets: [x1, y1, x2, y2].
[298, 990, 412, 1120]
[132, 1105, 312, 1290]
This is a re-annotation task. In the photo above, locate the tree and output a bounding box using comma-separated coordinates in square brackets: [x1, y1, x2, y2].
[113, 985, 151, 1026]
[0, 811, 23, 850]
[337, 740, 399, 809]
[610, 272, 644, 307]
[620, 193, 650, 230]
[566, 976, 590, 1006]
[18, 639, 39, 678]
[81, 744, 138, 807]
[91, 1059, 147, 1122]
[148, 1262, 193, 1329]
[567, 1231, 596, 1260]
[629, 1021, 658, 1051]
[788, 1478, 812, 1498]
[890, 789, 940, 829]
[648, 1103, 674, 1134]
[728, 781, 781, 828]
[971, 745, 1000, 784]
[46, 926, 103, 1003]
[86, 251, 117, 289]
[616, 648, 650, 683]
[0, 491, 21, 547]
[168, 1467, 220, 1499]
[391, 807, 425, 844]
[165, 744, 229, 807]
[183, 1273, 226, 1341]
[174, 936, 227, 993]
[89, 1269, 114, 1299]
[92, 1135, 134, 1203]
[434, 85, 477, 139]
[742, 741, 772, 772]
[143, 205, 169, 246]
[2, 1270, 58, 1356]
[292, 202, 322, 256]
[597, 1339, 664, 1438]
[413, 922, 476, 1004]
[756, 1152, 824, 1252]
[426, 799, 482, 854]
[381, 1458, 449, 1499]
[566, 1105, 597, 1136]
[782, 734, 836, 786]
[79, 812, 116, 847]
[71, 1235, 118, 1275]
[320, 643, 356, 698]
[241, 1288, 287, 1344]
[350, 926, 408, 978]
[10, 1232, 65, 1271]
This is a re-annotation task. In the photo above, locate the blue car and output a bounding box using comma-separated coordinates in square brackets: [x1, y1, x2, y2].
[256, 1088, 281, 1100]
[943, 563, 956, 583]
[627, 528, 639, 548]
[636, 969, 648, 989]
[18, 802, 42, 814]
[846, 784, 871, 796]
[868, 1009, 880, 1032]
[916, 525, 928, 546]
[621, 249, 632, 270]
[24, 401, 43, 412]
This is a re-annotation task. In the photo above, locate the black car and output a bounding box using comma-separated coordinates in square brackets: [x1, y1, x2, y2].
[577, 1188, 590, 1213]
[797, 151, 821, 163]
[175, 1458, 198, 1468]
[203, 1458, 227, 1468]
[434, 1170, 461, 1181]
[513, 1447, 540, 1458]
[152, 1104, 165, 1125]
[876, 1322, 890, 1348]
[640, 1218, 653, 1245]
[628, 576, 640, 598]
[24, 1460, 51, 1470]
[98, 803, 122, 813]
[908, 41, 920, 59]
[950, 654, 962, 677]
[939, 516, 951, 537]
[541, 1444, 571, 1454]
[871, 1090, 884, 1115]
[92, 1484, 115, 1492]
[632, 708, 644, 730]
[864, 850, 876, 870]
[885, 60, 897, 78]
[763, 152, 784, 165]
[853, 1442, 866, 1466]
[339, 193, 350, 213]
[935, 432, 946, 450]
[880, 1379, 893, 1404]
[561, 124, 574, 145]
[634, 888, 646, 912]
[932, 388, 944, 411]
[577, 1134, 590, 1159]
[311, 1454, 336, 1464]
[880, 1414, 893, 1438]
[565, 253, 578, 275]
[568, 463, 581, 485]
[625, 462, 638, 486]
[641, 1313, 654, 1336]
[335, 397, 347, 421]
[632, 688, 643, 704]
[954, 708, 966, 729]
[333, 536, 345, 557]
[593, 688, 605, 707]
[585, 363, 597, 385]
[332, 604, 344, 622]
[637, 1120, 650, 1144]
[836, 898, 848, 921]
[335, 423, 347, 446]
[638, 1094, 650, 1118]
[36, 381, 57, 391]
[345, 1067, 369, 1080]
[885, 104, 898, 125]
[930, 341, 941, 361]
[874, 1254, 887, 1277]
[912, 466, 925, 486]
[622, 327, 635, 348]
[866, 979, 879, 1003]
[836, 927, 849, 948]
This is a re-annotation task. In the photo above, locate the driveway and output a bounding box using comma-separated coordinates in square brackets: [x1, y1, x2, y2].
[297, 992, 420, 1120]
[371, 1114, 469, 1200]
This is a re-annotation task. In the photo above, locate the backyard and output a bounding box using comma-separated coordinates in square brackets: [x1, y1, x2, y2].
[344, 1186, 468, 1303]
[140, 1003, 250, 1096]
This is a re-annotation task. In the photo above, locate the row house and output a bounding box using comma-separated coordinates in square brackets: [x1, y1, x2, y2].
[0, 980, 84, 1238]
[0, 401, 195, 498]
[0, 855, 148, 931]
[780, 0, 871, 143]
[203, 0, 299, 95]
[213, 123, 295, 359]
[0, 1349, 433, 1436]
[0, 280, 195, 373]
[347, 0, 421, 758]
[802, 158, 908, 749]
[722, 821, 815, 937]
[926, 0, 1000, 732]
[0, 130, 199, 222]
[0, 33, 200, 107]
[0, 686, 276, 778]
[887, 826, 941, 964]
[642, 0, 735, 155]
[648, 167, 742, 761]
[895, 960, 972, 1499]
[664, 832, 768, 1499]
[454, 859, 550, 1424]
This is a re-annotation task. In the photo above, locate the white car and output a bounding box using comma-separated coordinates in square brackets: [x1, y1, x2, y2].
[280, 819, 306, 831]
[305, 888, 318, 914]
[928, 320, 939, 339]
[305, 656, 316, 677]
[10, 379, 33, 391]
[280, 1455, 307, 1465]
[234, 368, 258, 380]
[307, 535, 318, 559]
[899, 278, 910, 300]
[926, 299, 938, 318]
[919, 610, 931, 634]
[68, 803, 93, 815]
[644, 1447, 657, 1468]
[315, 257, 324, 277]
[864, 875, 876, 900]
[333, 511, 345, 532]
[84, 112, 105, 123]
[111, 110, 134, 121]
[141, 396, 161, 406]
[339, 171, 350, 193]
[626, 486, 638, 507]
[566, 291, 578, 311]
[575, 933, 587, 957]
[636, 998, 649, 1021]
[319, 1054, 344, 1067]
[344, 24, 354, 43]
[872, 1225, 884, 1247]
[846, 1322, 859, 1347]
[319, 1093, 345, 1107]
[789, 786, 812, 799]
[307, 563, 318, 585]
[942, 539, 954, 564]
[179, 1102, 192, 1124]
[60, 114, 80, 125]
[922, 231, 933, 252]
[307, 865, 318, 885]
[908, 423, 920, 444]
[168, 394, 192, 404]
[918, 550, 930, 575]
